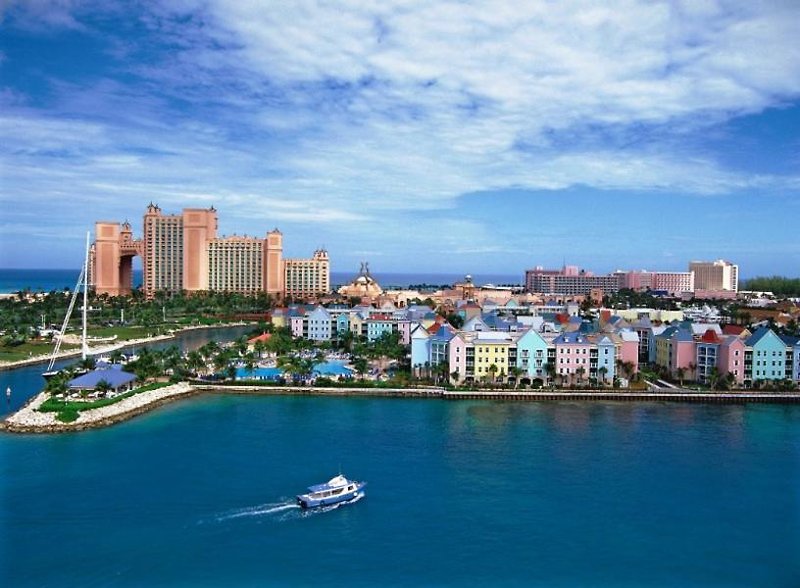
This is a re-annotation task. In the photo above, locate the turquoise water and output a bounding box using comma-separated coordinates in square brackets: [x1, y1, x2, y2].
[2, 397, 799, 586]
[236, 361, 353, 381]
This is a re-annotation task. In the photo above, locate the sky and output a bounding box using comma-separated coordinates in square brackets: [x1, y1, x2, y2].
[1, 0, 799, 278]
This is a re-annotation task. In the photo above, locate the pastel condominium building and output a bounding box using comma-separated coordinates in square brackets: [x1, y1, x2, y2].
[654, 325, 799, 387]
[275, 303, 416, 345]
[411, 313, 640, 386]
[91, 204, 329, 299]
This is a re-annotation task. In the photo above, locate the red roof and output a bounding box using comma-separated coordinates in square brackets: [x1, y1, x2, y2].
[248, 333, 272, 344]
[722, 325, 745, 336]
[700, 329, 720, 343]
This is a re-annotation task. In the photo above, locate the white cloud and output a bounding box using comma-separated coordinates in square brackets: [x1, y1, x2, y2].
[2, 0, 800, 270]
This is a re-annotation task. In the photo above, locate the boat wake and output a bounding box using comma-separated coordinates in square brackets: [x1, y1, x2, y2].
[211, 492, 365, 524]
[215, 500, 300, 522]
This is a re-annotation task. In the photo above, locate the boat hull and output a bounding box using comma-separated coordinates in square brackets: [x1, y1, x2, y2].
[296, 481, 367, 509]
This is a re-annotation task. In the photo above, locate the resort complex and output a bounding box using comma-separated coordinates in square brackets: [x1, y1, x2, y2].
[91, 204, 329, 300]
[524, 260, 738, 299]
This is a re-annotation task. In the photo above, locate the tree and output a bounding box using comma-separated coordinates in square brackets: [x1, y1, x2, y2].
[186, 350, 205, 376]
[707, 366, 721, 390]
[352, 356, 369, 379]
[450, 370, 460, 385]
[446, 313, 464, 329]
[509, 366, 524, 389]
[488, 363, 498, 385]
[598, 366, 609, 386]
[545, 363, 556, 386]
[95, 379, 113, 396]
[576, 366, 586, 387]
[676, 367, 685, 386]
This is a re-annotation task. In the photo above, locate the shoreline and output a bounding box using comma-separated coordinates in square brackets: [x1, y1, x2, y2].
[0, 322, 252, 372]
[4, 382, 800, 434]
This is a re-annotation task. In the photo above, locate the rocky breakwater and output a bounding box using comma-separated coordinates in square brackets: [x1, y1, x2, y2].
[1, 382, 197, 434]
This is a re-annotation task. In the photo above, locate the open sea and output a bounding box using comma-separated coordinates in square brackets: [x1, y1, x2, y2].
[0, 269, 522, 294]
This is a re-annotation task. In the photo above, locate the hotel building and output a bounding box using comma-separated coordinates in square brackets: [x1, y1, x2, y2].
[689, 259, 739, 292]
[525, 265, 620, 295]
[525, 264, 699, 297]
[284, 249, 330, 300]
[91, 204, 328, 299]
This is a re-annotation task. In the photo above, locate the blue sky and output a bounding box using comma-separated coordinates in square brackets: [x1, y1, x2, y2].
[1, 0, 799, 278]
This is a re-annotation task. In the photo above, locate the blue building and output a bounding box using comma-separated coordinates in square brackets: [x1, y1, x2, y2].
[744, 327, 786, 384]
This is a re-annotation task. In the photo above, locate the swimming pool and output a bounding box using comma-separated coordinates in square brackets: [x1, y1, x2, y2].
[236, 360, 353, 380]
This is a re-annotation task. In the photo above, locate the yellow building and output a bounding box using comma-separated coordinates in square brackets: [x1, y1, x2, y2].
[284, 249, 330, 299]
[472, 333, 511, 381]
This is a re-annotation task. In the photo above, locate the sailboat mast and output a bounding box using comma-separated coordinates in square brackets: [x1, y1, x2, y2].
[81, 231, 90, 360]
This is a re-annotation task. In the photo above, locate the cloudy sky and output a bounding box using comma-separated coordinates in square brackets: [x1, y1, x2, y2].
[1, 0, 799, 278]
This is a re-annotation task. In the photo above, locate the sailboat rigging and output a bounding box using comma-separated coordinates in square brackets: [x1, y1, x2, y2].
[43, 231, 91, 378]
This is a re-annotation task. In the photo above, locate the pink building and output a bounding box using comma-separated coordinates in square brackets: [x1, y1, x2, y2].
[718, 336, 746, 385]
[617, 330, 640, 373]
[553, 332, 593, 384]
[448, 333, 469, 381]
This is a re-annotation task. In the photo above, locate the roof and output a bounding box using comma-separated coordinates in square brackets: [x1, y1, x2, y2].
[554, 331, 591, 345]
[307, 475, 350, 493]
[69, 365, 136, 389]
[700, 329, 720, 344]
[618, 329, 640, 342]
[745, 326, 780, 347]
[722, 325, 746, 336]
[248, 333, 272, 344]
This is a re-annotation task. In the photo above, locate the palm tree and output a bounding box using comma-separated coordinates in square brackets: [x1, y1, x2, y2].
[545, 363, 556, 387]
[95, 379, 114, 397]
[488, 364, 498, 386]
[576, 366, 586, 387]
[676, 367, 685, 386]
[450, 370, 460, 385]
[509, 366, 524, 389]
[598, 366, 609, 386]
[186, 350, 205, 376]
[707, 366, 721, 390]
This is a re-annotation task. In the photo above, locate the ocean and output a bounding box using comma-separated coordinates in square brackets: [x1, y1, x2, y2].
[2, 396, 799, 586]
[0, 269, 522, 294]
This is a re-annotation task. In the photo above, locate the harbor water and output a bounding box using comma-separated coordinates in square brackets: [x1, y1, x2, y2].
[0, 325, 252, 418]
[2, 396, 799, 586]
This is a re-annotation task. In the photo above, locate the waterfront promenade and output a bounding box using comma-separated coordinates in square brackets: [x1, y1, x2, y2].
[4, 382, 800, 434]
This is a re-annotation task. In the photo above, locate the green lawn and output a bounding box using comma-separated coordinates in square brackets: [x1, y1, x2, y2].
[0, 341, 79, 363]
[87, 325, 151, 341]
[39, 381, 173, 420]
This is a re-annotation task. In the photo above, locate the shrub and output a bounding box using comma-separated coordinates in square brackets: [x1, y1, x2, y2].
[56, 409, 79, 423]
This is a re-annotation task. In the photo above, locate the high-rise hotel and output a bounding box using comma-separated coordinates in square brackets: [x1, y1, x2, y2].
[91, 204, 329, 299]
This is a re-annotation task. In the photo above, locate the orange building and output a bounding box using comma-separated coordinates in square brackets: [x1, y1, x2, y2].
[91, 205, 327, 299]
